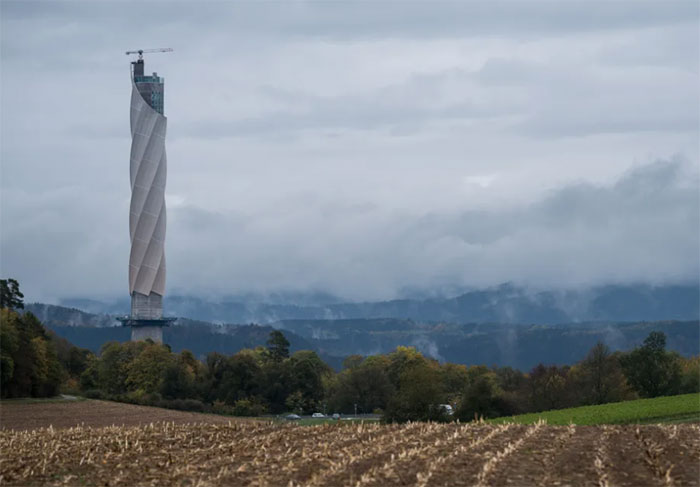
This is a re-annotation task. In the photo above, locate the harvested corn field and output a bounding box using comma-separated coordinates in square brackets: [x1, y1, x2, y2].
[1, 421, 699, 486]
[0, 400, 236, 431]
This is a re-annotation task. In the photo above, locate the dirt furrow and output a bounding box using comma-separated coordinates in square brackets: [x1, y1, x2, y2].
[525, 425, 600, 486]
[411, 424, 528, 487]
[220, 422, 432, 486]
[285, 422, 399, 484]
[474, 421, 545, 487]
[311, 422, 460, 486]
[350, 423, 498, 486]
[604, 426, 666, 487]
[414, 424, 514, 487]
[485, 423, 576, 486]
[634, 426, 676, 486]
[200, 424, 348, 485]
[302, 421, 429, 486]
[673, 424, 700, 460]
[244, 422, 402, 486]
[650, 425, 700, 487]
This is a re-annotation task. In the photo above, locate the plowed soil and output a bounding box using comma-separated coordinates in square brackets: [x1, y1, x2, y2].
[0, 399, 234, 430]
[1, 401, 698, 486]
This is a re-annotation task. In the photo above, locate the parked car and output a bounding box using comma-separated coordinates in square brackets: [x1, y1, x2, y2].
[332, 413, 340, 419]
[438, 404, 454, 416]
[311, 413, 325, 418]
[285, 414, 301, 420]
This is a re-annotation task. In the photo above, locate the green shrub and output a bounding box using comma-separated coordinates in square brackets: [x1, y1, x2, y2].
[232, 398, 267, 416]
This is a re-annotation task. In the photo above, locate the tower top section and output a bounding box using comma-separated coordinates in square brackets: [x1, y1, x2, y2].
[128, 49, 171, 115]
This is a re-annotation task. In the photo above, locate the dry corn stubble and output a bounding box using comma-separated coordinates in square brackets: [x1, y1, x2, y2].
[594, 425, 613, 487]
[537, 423, 577, 485]
[474, 420, 545, 487]
[413, 422, 515, 487]
[351, 422, 487, 486]
[307, 421, 448, 486]
[634, 426, 675, 486]
[294, 422, 410, 486]
[1, 421, 699, 486]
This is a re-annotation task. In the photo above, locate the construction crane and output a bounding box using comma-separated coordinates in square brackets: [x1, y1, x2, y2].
[125, 48, 173, 61]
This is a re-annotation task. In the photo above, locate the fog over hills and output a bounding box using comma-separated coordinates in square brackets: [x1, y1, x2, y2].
[59, 282, 699, 325]
[26, 300, 699, 371]
[27, 281, 698, 370]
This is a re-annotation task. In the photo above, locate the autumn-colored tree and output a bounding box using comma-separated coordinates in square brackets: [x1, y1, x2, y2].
[97, 341, 146, 394]
[126, 342, 174, 393]
[342, 354, 364, 370]
[0, 309, 63, 398]
[386, 346, 428, 389]
[384, 355, 445, 423]
[678, 356, 700, 393]
[440, 362, 469, 404]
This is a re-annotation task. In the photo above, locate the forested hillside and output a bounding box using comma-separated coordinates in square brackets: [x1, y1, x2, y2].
[28, 303, 699, 371]
[36, 314, 344, 370]
[275, 319, 700, 370]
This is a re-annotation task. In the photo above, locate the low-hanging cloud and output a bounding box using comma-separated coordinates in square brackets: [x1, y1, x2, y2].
[2, 152, 697, 302]
[156, 158, 698, 300]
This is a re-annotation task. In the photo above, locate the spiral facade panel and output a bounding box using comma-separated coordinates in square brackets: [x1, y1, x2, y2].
[128, 77, 167, 316]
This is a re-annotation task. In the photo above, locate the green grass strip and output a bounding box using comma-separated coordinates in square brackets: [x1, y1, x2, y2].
[489, 393, 700, 426]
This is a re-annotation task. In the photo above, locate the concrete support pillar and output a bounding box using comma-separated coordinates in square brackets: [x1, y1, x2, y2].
[131, 325, 164, 343]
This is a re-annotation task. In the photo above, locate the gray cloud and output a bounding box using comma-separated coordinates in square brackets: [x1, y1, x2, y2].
[1, 1, 698, 303]
[154, 159, 699, 300]
[4, 2, 697, 42]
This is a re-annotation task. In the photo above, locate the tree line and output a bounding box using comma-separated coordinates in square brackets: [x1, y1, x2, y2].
[1, 279, 698, 421]
[1, 279, 92, 398]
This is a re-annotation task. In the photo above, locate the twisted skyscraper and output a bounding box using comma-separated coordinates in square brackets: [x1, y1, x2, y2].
[119, 52, 174, 342]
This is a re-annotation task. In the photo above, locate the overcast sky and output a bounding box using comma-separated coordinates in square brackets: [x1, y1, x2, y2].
[1, 1, 698, 303]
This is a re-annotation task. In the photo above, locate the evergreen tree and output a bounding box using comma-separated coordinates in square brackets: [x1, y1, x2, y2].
[0, 278, 24, 310]
[266, 330, 290, 362]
